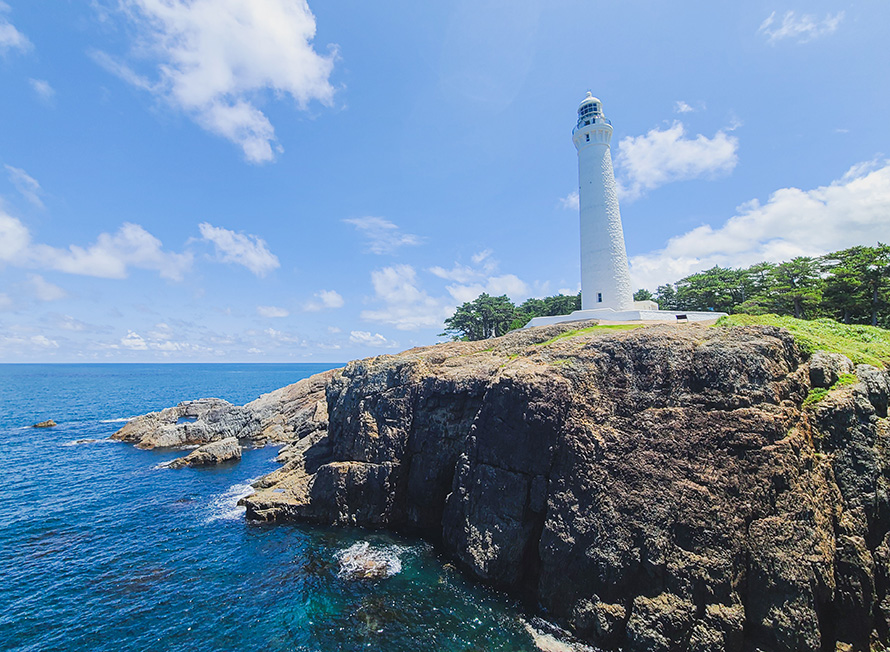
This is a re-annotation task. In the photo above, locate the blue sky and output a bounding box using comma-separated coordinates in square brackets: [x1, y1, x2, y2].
[1, 0, 888, 362]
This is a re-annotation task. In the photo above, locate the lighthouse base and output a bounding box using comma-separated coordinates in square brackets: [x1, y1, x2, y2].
[523, 308, 727, 329]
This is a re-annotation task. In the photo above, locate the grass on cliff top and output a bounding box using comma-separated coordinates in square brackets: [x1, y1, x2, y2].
[536, 323, 646, 347]
[715, 314, 890, 368]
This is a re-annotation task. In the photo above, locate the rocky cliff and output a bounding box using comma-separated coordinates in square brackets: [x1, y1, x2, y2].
[114, 322, 890, 651]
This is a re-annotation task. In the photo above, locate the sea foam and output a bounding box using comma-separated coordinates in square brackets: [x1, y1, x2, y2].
[204, 479, 257, 523]
[335, 541, 403, 580]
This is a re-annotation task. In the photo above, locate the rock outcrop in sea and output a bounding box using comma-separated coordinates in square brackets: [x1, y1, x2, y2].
[165, 436, 242, 468]
[112, 322, 890, 651]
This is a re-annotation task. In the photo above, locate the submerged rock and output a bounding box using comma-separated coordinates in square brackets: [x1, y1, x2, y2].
[166, 436, 242, 469]
[32, 419, 56, 428]
[120, 322, 890, 651]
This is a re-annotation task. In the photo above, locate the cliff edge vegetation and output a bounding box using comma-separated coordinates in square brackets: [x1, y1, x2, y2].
[114, 319, 890, 651]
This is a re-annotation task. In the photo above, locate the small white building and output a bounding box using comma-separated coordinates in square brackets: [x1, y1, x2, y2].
[525, 94, 725, 328]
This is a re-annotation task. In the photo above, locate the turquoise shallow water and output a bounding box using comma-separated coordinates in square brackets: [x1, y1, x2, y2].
[0, 364, 538, 651]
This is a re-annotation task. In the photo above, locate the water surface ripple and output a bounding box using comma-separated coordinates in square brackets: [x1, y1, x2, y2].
[0, 364, 540, 651]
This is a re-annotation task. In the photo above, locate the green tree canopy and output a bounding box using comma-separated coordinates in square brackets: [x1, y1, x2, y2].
[441, 293, 518, 341]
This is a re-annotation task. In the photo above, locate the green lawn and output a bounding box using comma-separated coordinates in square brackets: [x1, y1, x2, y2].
[536, 323, 647, 347]
[716, 314, 890, 368]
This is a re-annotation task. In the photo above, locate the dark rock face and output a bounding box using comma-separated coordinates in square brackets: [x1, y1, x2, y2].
[119, 322, 890, 651]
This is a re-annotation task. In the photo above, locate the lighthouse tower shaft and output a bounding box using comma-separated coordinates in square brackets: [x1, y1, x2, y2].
[573, 95, 634, 311]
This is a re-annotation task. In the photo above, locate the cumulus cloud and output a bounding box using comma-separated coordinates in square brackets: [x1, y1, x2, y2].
[0, 211, 192, 280]
[5, 165, 44, 208]
[198, 222, 279, 276]
[344, 217, 423, 255]
[361, 264, 452, 330]
[349, 330, 399, 349]
[257, 305, 289, 318]
[28, 274, 66, 301]
[430, 250, 529, 303]
[94, 0, 336, 163]
[629, 160, 890, 290]
[0, 3, 31, 54]
[759, 11, 844, 44]
[303, 289, 344, 311]
[29, 79, 55, 102]
[120, 330, 148, 350]
[558, 190, 579, 211]
[615, 122, 739, 201]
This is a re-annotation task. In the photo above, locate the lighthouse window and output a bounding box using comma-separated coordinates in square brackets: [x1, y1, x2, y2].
[585, 134, 590, 142]
[597, 293, 603, 303]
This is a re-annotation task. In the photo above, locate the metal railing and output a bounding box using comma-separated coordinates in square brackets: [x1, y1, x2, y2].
[573, 117, 612, 134]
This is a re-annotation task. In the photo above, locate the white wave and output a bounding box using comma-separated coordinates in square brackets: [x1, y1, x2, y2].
[61, 438, 123, 447]
[204, 479, 257, 523]
[100, 416, 138, 424]
[335, 541, 403, 580]
[521, 618, 599, 652]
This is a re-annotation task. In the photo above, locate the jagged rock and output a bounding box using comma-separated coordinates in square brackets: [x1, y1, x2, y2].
[119, 322, 890, 651]
[166, 437, 241, 468]
[111, 369, 337, 449]
[856, 363, 890, 417]
[809, 350, 855, 388]
[32, 419, 56, 428]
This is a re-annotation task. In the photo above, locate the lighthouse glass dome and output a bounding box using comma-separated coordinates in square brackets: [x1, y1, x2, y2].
[575, 95, 612, 131]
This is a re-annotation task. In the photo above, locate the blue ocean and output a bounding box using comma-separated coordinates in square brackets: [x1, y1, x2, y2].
[0, 364, 539, 651]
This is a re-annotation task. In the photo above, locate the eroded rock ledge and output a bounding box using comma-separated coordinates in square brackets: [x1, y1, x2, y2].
[113, 322, 890, 651]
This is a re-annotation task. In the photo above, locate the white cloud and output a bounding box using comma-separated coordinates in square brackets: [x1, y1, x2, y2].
[471, 249, 494, 266]
[361, 264, 452, 330]
[0, 211, 31, 262]
[95, 0, 336, 163]
[28, 274, 66, 301]
[758, 11, 844, 44]
[559, 190, 579, 211]
[0, 3, 31, 54]
[148, 322, 172, 339]
[429, 262, 480, 284]
[674, 100, 703, 114]
[5, 165, 44, 208]
[446, 274, 529, 304]
[303, 289, 344, 311]
[263, 327, 303, 344]
[29, 79, 55, 102]
[30, 335, 59, 349]
[37, 223, 192, 280]
[429, 250, 529, 304]
[199, 222, 279, 276]
[344, 217, 423, 254]
[349, 330, 399, 349]
[0, 211, 192, 280]
[0, 293, 11, 309]
[629, 159, 890, 289]
[615, 121, 739, 201]
[257, 305, 289, 318]
[121, 330, 148, 350]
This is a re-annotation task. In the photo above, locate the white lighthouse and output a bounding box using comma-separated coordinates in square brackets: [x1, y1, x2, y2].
[573, 93, 634, 311]
[523, 93, 727, 328]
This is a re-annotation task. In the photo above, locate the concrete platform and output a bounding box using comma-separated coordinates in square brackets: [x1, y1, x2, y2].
[524, 308, 727, 329]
